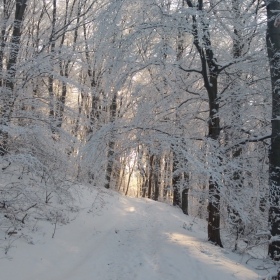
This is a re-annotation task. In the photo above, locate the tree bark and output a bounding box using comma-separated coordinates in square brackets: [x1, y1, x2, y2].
[153, 154, 160, 201]
[266, 0, 280, 260]
[0, 0, 27, 155]
[0, 0, 14, 88]
[181, 172, 189, 215]
[172, 151, 181, 207]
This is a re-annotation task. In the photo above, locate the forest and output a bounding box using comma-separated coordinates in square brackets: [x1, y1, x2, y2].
[1, 0, 280, 271]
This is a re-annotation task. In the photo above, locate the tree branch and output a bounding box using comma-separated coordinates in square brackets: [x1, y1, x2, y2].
[224, 134, 271, 152]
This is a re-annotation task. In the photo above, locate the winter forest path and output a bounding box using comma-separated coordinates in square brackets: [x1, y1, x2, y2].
[2, 188, 263, 280]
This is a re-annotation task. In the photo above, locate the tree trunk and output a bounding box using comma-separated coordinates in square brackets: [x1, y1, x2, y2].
[147, 154, 154, 199]
[266, 1, 280, 260]
[185, 0, 223, 247]
[142, 154, 149, 197]
[0, 0, 27, 155]
[207, 74, 223, 248]
[105, 92, 117, 189]
[142, 179, 147, 197]
[0, 0, 13, 88]
[172, 151, 181, 207]
[48, 0, 57, 132]
[153, 155, 160, 201]
[181, 172, 189, 215]
[162, 154, 168, 200]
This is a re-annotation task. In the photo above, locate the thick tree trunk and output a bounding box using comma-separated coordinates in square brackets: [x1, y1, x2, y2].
[142, 179, 147, 197]
[6, 0, 27, 91]
[0, 0, 13, 88]
[181, 188, 188, 215]
[0, 0, 27, 155]
[172, 151, 181, 207]
[266, 1, 280, 260]
[227, 0, 244, 246]
[207, 74, 223, 248]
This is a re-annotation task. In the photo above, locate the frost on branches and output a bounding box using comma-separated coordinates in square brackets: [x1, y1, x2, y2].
[0, 0, 277, 265]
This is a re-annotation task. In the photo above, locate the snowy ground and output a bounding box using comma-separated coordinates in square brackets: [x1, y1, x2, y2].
[1, 187, 274, 280]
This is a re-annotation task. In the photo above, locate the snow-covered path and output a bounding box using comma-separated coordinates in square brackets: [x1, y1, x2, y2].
[2, 188, 264, 280]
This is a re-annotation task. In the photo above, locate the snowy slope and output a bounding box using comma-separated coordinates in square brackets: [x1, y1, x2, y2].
[1, 187, 270, 280]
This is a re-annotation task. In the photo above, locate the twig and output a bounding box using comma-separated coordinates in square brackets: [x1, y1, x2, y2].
[21, 214, 27, 224]
[24, 203, 37, 212]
